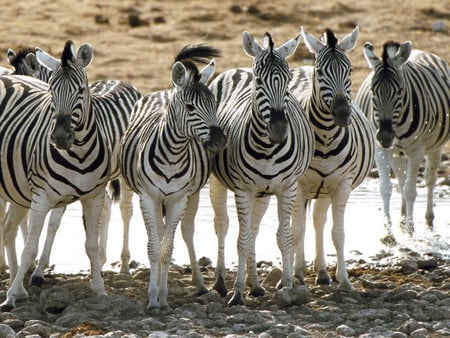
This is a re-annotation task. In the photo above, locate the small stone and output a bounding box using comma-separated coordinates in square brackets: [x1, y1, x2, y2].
[336, 324, 356, 337]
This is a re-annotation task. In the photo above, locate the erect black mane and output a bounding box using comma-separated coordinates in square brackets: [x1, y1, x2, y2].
[324, 28, 338, 49]
[174, 44, 220, 81]
[382, 41, 401, 68]
[264, 32, 274, 53]
[61, 40, 75, 67]
[9, 47, 35, 68]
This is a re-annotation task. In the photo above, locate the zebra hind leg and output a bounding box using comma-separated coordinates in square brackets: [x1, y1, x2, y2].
[180, 192, 208, 296]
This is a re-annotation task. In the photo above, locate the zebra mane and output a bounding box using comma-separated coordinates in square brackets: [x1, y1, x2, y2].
[264, 32, 275, 53]
[382, 41, 401, 68]
[8, 47, 35, 68]
[61, 40, 75, 67]
[175, 45, 220, 81]
[323, 29, 338, 49]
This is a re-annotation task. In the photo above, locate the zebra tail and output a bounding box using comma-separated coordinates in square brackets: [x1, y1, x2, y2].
[107, 179, 121, 203]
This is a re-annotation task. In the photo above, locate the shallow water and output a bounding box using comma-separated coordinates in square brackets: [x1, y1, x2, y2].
[16, 178, 450, 273]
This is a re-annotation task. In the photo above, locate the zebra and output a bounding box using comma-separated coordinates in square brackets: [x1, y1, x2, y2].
[0, 40, 137, 311]
[355, 40, 450, 242]
[120, 45, 227, 310]
[204, 31, 314, 306]
[2, 47, 140, 279]
[287, 27, 375, 290]
[7, 47, 51, 81]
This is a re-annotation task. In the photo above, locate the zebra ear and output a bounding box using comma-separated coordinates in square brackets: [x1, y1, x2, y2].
[199, 59, 216, 84]
[301, 27, 324, 56]
[7, 48, 16, 66]
[76, 43, 94, 68]
[36, 47, 60, 71]
[276, 34, 301, 59]
[363, 42, 381, 69]
[25, 53, 40, 74]
[391, 41, 412, 67]
[242, 31, 263, 58]
[172, 61, 188, 89]
[338, 26, 359, 53]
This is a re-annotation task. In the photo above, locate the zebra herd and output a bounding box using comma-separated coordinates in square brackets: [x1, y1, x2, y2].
[0, 26, 447, 311]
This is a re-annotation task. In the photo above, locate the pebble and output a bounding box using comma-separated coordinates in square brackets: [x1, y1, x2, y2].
[0, 249, 448, 337]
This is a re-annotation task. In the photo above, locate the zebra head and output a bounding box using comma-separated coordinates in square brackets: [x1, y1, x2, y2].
[242, 31, 300, 144]
[302, 26, 358, 127]
[364, 41, 411, 149]
[36, 41, 93, 151]
[171, 46, 227, 153]
[8, 47, 51, 82]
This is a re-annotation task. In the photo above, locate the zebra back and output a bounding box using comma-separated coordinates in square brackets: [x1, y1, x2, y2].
[355, 41, 450, 152]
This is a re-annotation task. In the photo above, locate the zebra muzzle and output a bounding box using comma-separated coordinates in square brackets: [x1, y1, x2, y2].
[204, 125, 227, 153]
[50, 116, 75, 151]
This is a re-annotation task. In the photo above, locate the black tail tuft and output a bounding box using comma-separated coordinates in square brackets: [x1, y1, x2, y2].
[107, 179, 121, 203]
[175, 45, 221, 64]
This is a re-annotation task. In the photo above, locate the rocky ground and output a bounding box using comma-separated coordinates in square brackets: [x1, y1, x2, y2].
[0, 247, 448, 338]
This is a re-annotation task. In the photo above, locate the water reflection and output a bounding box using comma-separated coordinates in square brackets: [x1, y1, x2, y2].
[17, 178, 450, 273]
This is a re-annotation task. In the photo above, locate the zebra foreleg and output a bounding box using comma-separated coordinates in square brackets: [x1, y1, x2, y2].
[159, 199, 188, 309]
[180, 192, 208, 296]
[275, 191, 295, 290]
[312, 198, 332, 286]
[1, 203, 47, 311]
[0, 198, 7, 273]
[81, 192, 106, 297]
[330, 179, 352, 291]
[140, 194, 163, 309]
[245, 196, 270, 297]
[98, 191, 111, 268]
[228, 192, 254, 306]
[424, 149, 441, 229]
[209, 175, 229, 297]
[3, 204, 29, 283]
[30, 207, 66, 287]
[291, 187, 308, 285]
[399, 149, 423, 235]
[375, 147, 396, 246]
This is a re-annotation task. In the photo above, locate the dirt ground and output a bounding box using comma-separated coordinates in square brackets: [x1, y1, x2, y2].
[0, 0, 448, 96]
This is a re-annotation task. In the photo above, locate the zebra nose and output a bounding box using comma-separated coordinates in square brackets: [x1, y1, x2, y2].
[376, 119, 395, 149]
[267, 108, 288, 144]
[331, 95, 351, 127]
[51, 130, 74, 151]
[205, 125, 227, 153]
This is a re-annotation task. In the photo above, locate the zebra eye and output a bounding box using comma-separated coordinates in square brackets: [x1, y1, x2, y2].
[255, 78, 263, 86]
[186, 103, 196, 112]
[316, 68, 323, 76]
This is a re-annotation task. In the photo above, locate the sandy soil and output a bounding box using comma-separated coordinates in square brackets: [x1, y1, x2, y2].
[0, 0, 448, 96]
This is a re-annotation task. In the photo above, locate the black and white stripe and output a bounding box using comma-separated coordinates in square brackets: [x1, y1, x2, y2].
[0, 41, 134, 311]
[2, 47, 141, 280]
[208, 31, 314, 306]
[288, 27, 375, 290]
[355, 40, 450, 240]
[120, 45, 226, 309]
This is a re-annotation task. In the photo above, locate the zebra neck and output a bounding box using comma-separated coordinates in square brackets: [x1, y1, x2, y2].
[156, 118, 191, 163]
[72, 107, 102, 151]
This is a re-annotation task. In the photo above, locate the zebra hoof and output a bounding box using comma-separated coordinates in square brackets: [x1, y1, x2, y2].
[212, 275, 227, 298]
[194, 285, 209, 297]
[249, 285, 265, 297]
[315, 270, 331, 286]
[0, 299, 15, 312]
[29, 275, 46, 287]
[228, 291, 245, 307]
[381, 234, 397, 247]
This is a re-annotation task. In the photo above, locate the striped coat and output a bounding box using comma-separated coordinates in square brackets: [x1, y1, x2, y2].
[355, 40, 450, 241]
